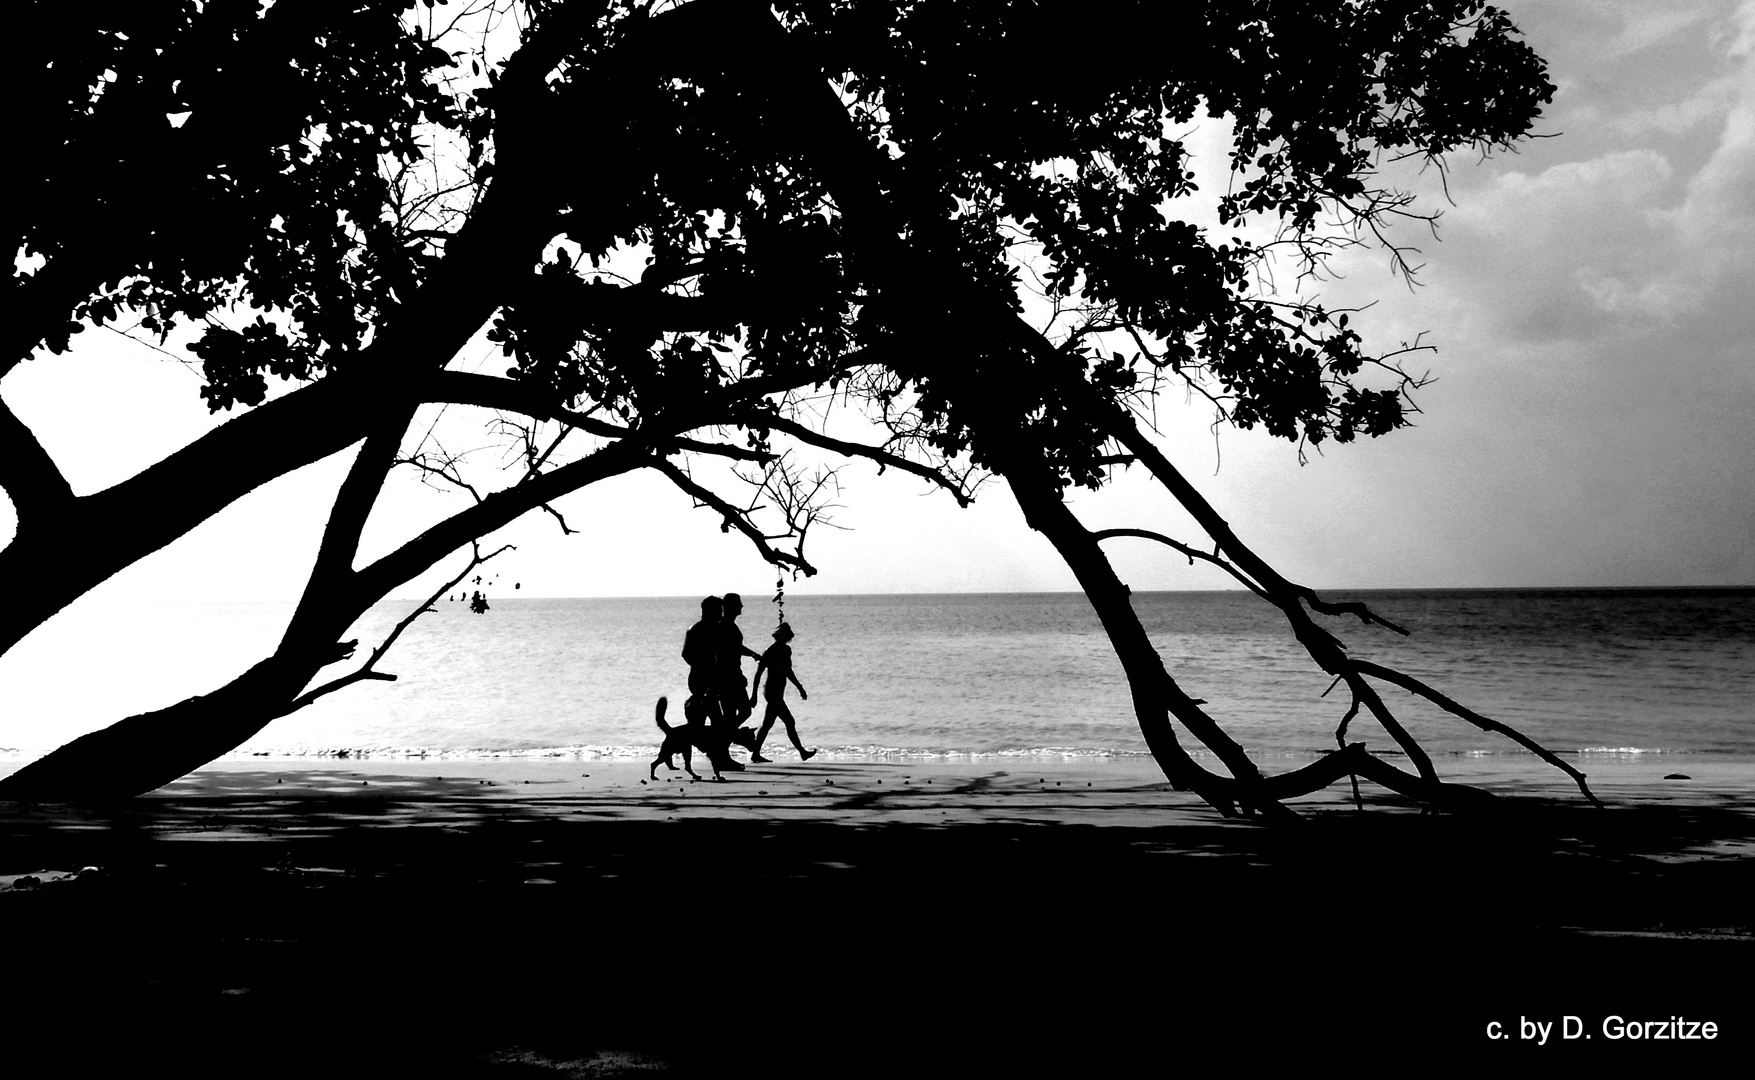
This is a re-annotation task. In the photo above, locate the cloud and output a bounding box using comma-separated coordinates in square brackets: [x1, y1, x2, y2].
[1594, 3, 1717, 59]
[1673, 68, 1755, 230]
[1236, 0, 1755, 590]
[1438, 0, 1754, 340]
[1441, 150, 1687, 335]
[1601, 74, 1743, 137]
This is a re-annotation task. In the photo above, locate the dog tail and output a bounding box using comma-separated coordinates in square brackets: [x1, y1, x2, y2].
[655, 696, 675, 735]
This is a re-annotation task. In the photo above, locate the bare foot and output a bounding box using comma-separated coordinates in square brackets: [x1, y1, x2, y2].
[801, 748, 818, 761]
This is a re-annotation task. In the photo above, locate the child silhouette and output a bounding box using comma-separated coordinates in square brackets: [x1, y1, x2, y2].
[749, 622, 816, 763]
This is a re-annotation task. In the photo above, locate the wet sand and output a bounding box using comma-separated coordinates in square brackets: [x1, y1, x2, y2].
[3, 757, 1749, 1074]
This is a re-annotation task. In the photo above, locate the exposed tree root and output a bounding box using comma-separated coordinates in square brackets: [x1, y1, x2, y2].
[1018, 384, 1600, 819]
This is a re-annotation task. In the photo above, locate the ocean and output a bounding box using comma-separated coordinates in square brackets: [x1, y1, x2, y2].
[6, 589, 1748, 781]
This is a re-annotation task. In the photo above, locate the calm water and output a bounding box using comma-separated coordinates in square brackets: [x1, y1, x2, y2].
[9, 589, 1744, 767]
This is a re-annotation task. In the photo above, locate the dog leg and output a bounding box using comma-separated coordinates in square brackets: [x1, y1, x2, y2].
[702, 739, 725, 782]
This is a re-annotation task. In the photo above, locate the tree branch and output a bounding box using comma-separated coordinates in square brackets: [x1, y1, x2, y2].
[1353, 660, 1603, 808]
[753, 412, 975, 507]
[352, 435, 660, 603]
[284, 541, 514, 714]
[0, 397, 76, 524]
[279, 415, 416, 656]
[0, 374, 393, 657]
[1060, 371, 1442, 780]
[429, 370, 807, 447]
[1091, 528, 1269, 599]
[396, 448, 486, 503]
[649, 458, 819, 577]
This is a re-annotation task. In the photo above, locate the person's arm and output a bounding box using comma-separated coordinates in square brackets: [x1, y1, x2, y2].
[788, 664, 807, 700]
[750, 654, 769, 698]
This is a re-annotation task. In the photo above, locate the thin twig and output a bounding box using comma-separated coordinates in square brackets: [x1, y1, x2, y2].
[648, 459, 818, 576]
[282, 541, 514, 713]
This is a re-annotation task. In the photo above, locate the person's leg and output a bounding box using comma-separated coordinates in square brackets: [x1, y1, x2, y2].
[752, 701, 778, 762]
[723, 684, 755, 765]
[701, 694, 741, 772]
[778, 702, 815, 759]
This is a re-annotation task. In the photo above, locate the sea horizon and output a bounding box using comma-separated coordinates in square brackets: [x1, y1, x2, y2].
[5, 588, 1748, 775]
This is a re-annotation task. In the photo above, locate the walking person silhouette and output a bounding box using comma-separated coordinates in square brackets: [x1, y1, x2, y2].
[717, 592, 762, 730]
[750, 622, 816, 763]
[680, 596, 740, 772]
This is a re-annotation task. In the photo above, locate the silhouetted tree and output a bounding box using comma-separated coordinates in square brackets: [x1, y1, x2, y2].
[3, 0, 1587, 815]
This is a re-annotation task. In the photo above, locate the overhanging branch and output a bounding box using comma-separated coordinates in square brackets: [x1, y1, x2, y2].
[284, 541, 514, 714]
[0, 398, 75, 522]
[1354, 660, 1603, 807]
[753, 412, 975, 507]
[649, 458, 818, 577]
[353, 435, 661, 603]
[1092, 528, 1269, 599]
[0, 374, 393, 657]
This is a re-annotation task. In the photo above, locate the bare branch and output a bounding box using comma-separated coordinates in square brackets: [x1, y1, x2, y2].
[284, 541, 514, 713]
[738, 453, 848, 571]
[521, 426, 571, 483]
[1331, 689, 1366, 811]
[537, 501, 576, 535]
[648, 458, 818, 577]
[1091, 528, 1269, 599]
[1354, 660, 1603, 808]
[754, 412, 975, 507]
[395, 448, 485, 502]
[1305, 595, 1411, 637]
[354, 436, 660, 602]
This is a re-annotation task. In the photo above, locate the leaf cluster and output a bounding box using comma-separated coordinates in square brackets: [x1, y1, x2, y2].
[24, 0, 1554, 491]
[757, 0, 1553, 479]
[19, 0, 463, 408]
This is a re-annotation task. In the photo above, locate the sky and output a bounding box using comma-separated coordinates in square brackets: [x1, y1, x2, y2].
[3, 0, 1751, 617]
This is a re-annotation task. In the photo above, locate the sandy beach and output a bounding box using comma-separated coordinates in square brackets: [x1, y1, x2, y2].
[3, 755, 1748, 1074]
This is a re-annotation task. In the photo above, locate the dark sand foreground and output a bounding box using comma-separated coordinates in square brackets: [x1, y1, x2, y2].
[3, 757, 1748, 1074]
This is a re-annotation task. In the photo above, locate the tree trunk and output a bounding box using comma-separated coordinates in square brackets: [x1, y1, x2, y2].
[0, 652, 324, 801]
[995, 449, 1259, 815]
